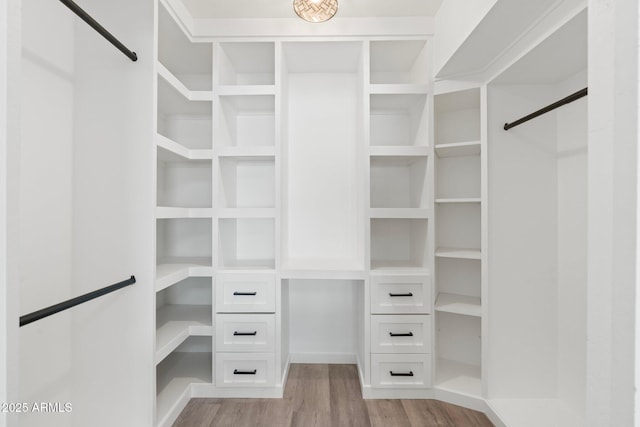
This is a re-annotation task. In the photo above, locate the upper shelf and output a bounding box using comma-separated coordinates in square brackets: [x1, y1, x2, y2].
[157, 134, 213, 162]
[158, 2, 211, 91]
[370, 40, 429, 85]
[215, 42, 275, 86]
[283, 41, 363, 74]
[435, 141, 481, 158]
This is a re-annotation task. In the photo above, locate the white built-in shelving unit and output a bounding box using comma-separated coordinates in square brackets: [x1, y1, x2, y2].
[154, 3, 214, 426]
[155, 1, 438, 422]
[433, 87, 484, 399]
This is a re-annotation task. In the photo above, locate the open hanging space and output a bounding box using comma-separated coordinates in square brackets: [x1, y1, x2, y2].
[486, 9, 588, 427]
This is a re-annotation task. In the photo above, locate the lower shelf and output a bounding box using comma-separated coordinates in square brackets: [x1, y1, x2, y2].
[156, 352, 212, 427]
[156, 305, 213, 364]
[436, 358, 481, 397]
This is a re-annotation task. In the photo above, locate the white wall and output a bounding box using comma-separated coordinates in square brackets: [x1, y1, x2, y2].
[70, 0, 154, 425]
[587, 0, 639, 426]
[487, 84, 559, 398]
[556, 71, 587, 419]
[19, 1, 74, 426]
[0, 1, 20, 426]
[433, 0, 497, 75]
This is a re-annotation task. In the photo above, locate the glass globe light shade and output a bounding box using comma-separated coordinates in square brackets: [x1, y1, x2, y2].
[293, 0, 339, 23]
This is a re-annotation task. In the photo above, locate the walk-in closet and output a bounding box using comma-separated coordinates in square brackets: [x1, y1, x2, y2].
[2, 0, 638, 426]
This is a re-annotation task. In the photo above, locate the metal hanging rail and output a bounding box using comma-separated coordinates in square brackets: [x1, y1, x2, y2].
[59, 0, 138, 62]
[19, 276, 136, 327]
[503, 87, 587, 131]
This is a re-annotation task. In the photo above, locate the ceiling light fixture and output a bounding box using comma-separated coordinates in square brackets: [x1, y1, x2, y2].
[293, 0, 338, 23]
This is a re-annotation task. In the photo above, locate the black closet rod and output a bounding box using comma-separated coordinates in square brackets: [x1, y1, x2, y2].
[19, 275, 136, 327]
[503, 87, 587, 131]
[59, 0, 138, 62]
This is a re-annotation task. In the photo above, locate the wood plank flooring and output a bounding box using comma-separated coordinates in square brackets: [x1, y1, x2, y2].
[173, 364, 494, 427]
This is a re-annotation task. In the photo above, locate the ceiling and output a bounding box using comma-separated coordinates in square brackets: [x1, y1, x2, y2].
[180, 0, 443, 19]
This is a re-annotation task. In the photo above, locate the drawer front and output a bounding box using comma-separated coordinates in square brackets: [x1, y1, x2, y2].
[371, 353, 432, 388]
[371, 315, 432, 354]
[216, 314, 275, 352]
[216, 273, 275, 313]
[215, 353, 275, 387]
[371, 275, 431, 314]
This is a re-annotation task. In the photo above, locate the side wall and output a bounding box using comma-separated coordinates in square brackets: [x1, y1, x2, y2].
[19, 1, 74, 425]
[0, 0, 20, 426]
[587, 0, 639, 425]
[70, 0, 155, 425]
[556, 70, 588, 419]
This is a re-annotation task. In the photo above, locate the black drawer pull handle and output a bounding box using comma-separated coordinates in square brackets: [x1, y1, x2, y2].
[389, 292, 413, 297]
[390, 371, 414, 377]
[233, 291, 257, 296]
[233, 369, 257, 375]
[389, 332, 414, 337]
[233, 331, 258, 336]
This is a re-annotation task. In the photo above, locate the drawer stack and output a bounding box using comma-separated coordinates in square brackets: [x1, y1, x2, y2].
[215, 272, 276, 387]
[370, 275, 433, 388]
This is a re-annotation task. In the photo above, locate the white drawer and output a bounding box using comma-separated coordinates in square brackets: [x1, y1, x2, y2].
[215, 314, 275, 352]
[215, 353, 275, 387]
[371, 315, 432, 354]
[216, 273, 275, 313]
[371, 353, 432, 388]
[370, 275, 431, 314]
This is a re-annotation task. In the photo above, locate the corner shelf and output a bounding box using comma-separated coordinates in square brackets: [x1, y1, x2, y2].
[217, 146, 275, 158]
[435, 141, 481, 158]
[369, 208, 429, 219]
[156, 207, 213, 219]
[369, 40, 429, 85]
[156, 351, 212, 427]
[158, 63, 213, 102]
[215, 85, 275, 96]
[435, 293, 481, 317]
[435, 358, 481, 397]
[435, 248, 481, 260]
[369, 146, 429, 157]
[155, 305, 213, 364]
[217, 208, 276, 219]
[156, 258, 213, 292]
[369, 84, 429, 95]
[435, 198, 481, 204]
[157, 134, 213, 161]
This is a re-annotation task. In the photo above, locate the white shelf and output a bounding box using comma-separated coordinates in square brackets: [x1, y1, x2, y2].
[282, 259, 365, 280]
[369, 84, 429, 95]
[215, 85, 275, 96]
[217, 208, 276, 218]
[369, 146, 429, 157]
[370, 261, 431, 274]
[435, 141, 481, 158]
[435, 248, 481, 260]
[156, 352, 212, 427]
[435, 293, 481, 317]
[435, 198, 481, 204]
[156, 207, 213, 219]
[158, 62, 213, 101]
[436, 358, 481, 397]
[157, 134, 212, 161]
[156, 258, 213, 292]
[369, 208, 429, 219]
[217, 146, 275, 158]
[156, 305, 213, 364]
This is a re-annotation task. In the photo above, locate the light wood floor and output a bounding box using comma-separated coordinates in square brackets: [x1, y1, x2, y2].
[173, 364, 494, 427]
